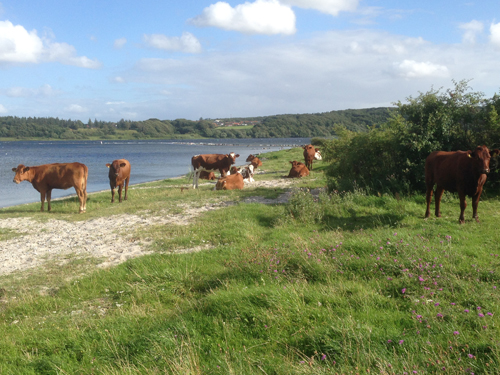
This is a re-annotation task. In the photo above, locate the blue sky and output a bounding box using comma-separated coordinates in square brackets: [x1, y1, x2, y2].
[1, 0, 500, 122]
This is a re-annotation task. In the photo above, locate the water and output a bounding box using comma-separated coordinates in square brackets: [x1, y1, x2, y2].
[0, 138, 309, 208]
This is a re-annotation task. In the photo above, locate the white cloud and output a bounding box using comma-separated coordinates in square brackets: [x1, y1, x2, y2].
[6, 84, 57, 98]
[459, 20, 483, 44]
[280, 0, 358, 16]
[0, 104, 7, 114]
[143, 32, 202, 53]
[66, 104, 86, 113]
[44, 41, 101, 68]
[114, 37, 127, 49]
[111, 76, 126, 83]
[490, 22, 500, 47]
[0, 20, 100, 68]
[190, 0, 296, 35]
[0, 20, 44, 63]
[395, 59, 449, 78]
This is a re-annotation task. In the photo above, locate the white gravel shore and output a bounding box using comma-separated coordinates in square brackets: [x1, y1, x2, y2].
[0, 178, 296, 276]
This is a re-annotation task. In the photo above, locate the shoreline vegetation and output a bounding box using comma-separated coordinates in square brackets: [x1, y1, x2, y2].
[0, 107, 393, 141]
[0, 146, 500, 373]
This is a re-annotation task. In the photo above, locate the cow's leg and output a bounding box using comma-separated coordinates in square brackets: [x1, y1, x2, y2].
[193, 169, 199, 189]
[74, 187, 84, 213]
[425, 184, 434, 218]
[40, 191, 46, 212]
[110, 183, 115, 203]
[434, 186, 445, 218]
[124, 178, 129, 201]
[46, 189, 52, 212]
[458, 191, 467, 224]
[472, 191, 482, 222]
[118, 184, 123, 203]
[82, 187, 87, 212]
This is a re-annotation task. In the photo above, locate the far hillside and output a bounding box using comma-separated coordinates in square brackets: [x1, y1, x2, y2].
[0, 107, 394, 140]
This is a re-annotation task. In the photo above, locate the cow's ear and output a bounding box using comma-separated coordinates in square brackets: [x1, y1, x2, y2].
[23, 167, 30, 172]
[11, 167, 16, 172]
[106, 163, 111, 168]
[235, 154, 240, 158]
[467, 150, 473, 158]
[120, 163, 126, 167]
[491, 149, 500, 157]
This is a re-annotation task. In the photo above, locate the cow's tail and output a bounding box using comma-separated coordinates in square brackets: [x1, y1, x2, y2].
[82, 164, 89, 190]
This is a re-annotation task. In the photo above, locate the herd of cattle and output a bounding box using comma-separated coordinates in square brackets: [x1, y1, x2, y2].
[10, 145, 321, 214]
[11, 143, 499, 224]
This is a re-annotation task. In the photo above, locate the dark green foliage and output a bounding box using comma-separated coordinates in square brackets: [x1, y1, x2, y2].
[0, 108, 394, 140]
[324, 80, 500, 194]
[251, 107, 394, 138]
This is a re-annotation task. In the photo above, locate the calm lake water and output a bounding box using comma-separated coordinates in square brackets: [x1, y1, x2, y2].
[0, 138, 309, 208]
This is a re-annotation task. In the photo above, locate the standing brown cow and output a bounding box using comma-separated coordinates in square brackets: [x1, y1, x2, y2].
[12, 162, 88, 213]
[303, 145, 322, 170]
[425, 145, 499, 224]
[106, 159, 131, 203]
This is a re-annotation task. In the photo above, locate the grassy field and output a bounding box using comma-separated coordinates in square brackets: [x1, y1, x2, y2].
[0, 147, 500, 374]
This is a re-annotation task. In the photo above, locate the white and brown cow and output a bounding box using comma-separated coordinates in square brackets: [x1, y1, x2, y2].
[192, 153, 239, 189]
[106, 159, 131, 203]
[230, 165, 254, 183]
[12, 162, 88, 213]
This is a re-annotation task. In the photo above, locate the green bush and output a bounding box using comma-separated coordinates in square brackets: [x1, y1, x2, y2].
[324, 80, 500, 194]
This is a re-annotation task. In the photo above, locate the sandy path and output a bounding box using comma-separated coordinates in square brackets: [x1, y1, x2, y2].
[0, 178, 295, 276]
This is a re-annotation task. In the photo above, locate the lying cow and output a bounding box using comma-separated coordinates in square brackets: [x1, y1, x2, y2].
[215, 169, 244, 190]
[303, 145, 322, 170]
[106, 159, 131, 203]
[199, 171, 216, 180]
[287, 160, 309, 178]
[192, 153, 239, 189]
[231, 165, 255, 182]
[425, 145, 499, 223]
[246, 154, 263, 169]
[12, 162, 88, 213]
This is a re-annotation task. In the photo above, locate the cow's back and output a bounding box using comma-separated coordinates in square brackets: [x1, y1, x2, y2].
[425, 151, 468, 192]
[38, 163, 88, 190]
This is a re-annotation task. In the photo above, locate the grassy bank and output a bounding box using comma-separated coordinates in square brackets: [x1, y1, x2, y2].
[0, 147, 500, 374]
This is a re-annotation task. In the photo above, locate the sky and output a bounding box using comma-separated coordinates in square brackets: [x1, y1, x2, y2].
[1, 0, 500, 122]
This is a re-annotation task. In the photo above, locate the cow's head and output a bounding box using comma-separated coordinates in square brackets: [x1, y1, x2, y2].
[229, 166, 239, 175]
[106, 160, 126, 176]
[468, 145, 496, 174]
[12, 164, 30, 184]
[246, 154, 255, 162]
[228, 152, 240, 165]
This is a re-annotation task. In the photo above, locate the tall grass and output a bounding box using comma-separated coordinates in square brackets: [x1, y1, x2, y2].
[0, 148, 499, 374]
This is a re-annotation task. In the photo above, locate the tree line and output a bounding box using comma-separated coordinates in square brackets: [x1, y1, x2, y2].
[0, 108, 394, 140]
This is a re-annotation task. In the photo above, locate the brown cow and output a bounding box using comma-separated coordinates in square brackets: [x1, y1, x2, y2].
[303, 145, 322, 170]
[12, 162, 88, 213]
[106, 159, 131, 203]
[246, 154, 263, 169]
[287, 161, 309, 178]
[199, 171, 216, 180]
[192, 153, 239, 188]
[425, 145, 500, 224]
[215, 169, 244, 190]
